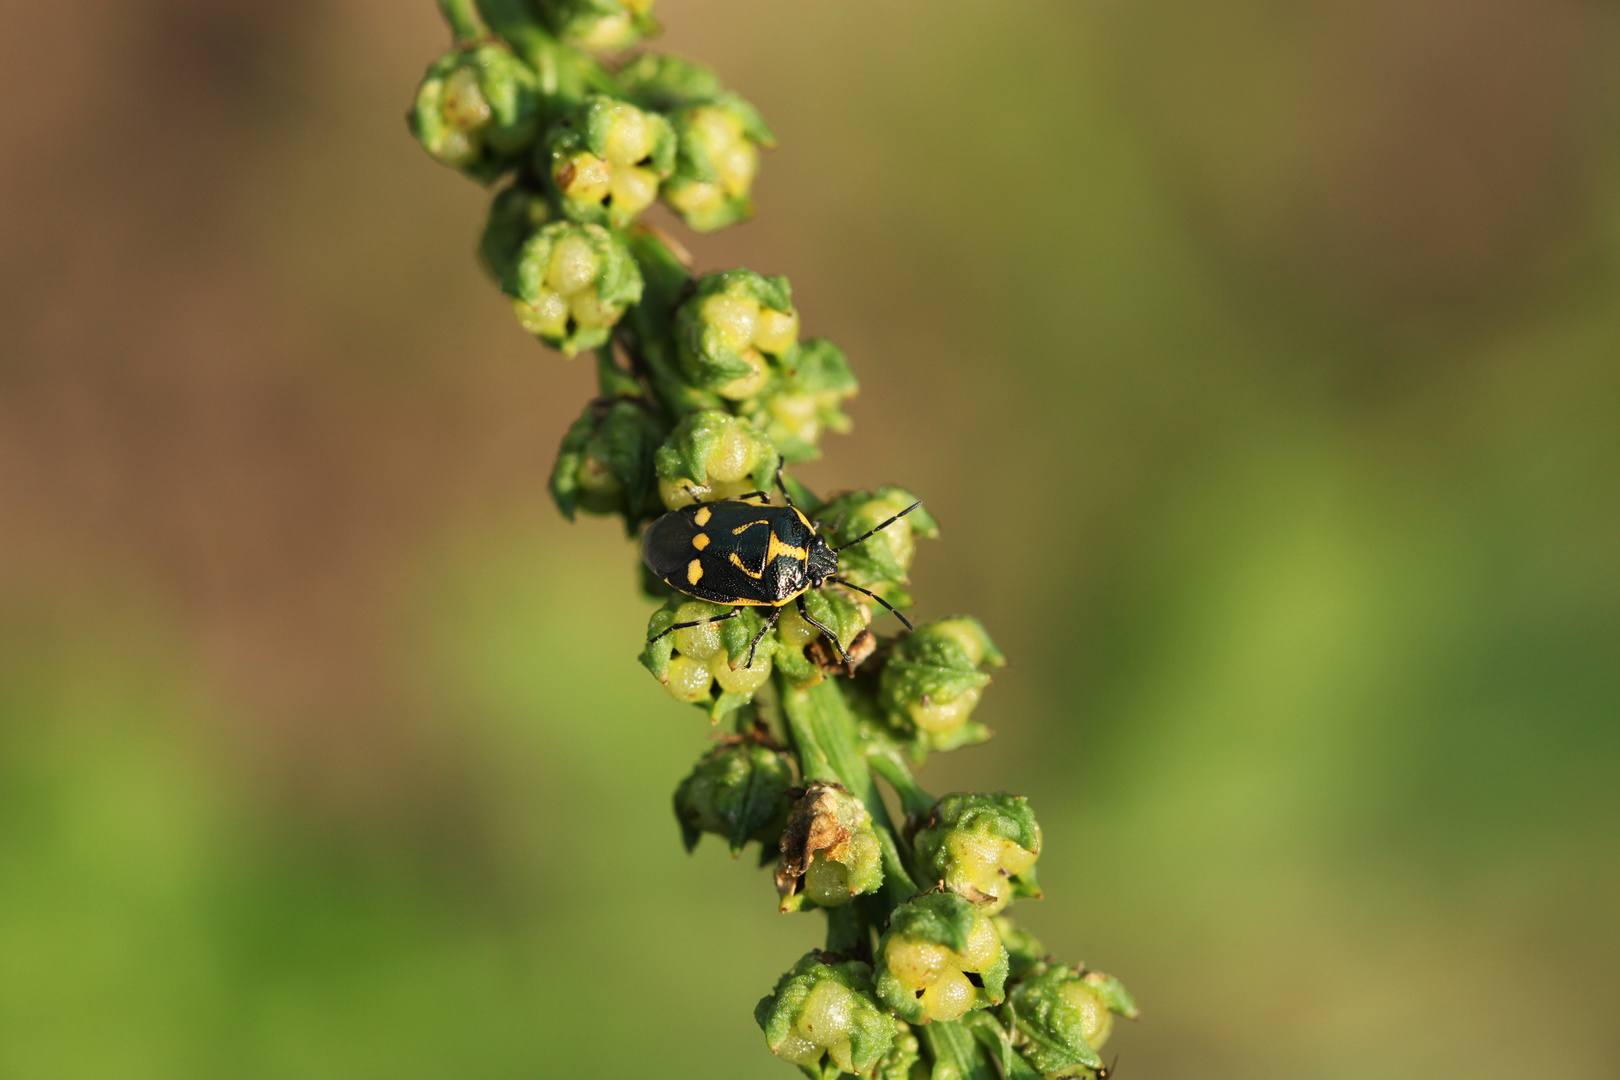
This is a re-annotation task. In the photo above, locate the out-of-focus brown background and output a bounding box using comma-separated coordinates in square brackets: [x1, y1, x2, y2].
[3, 1, 1617, 1077]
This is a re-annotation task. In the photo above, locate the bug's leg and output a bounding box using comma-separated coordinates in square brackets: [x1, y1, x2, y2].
[832, 501, 922, 553]
[731, 490, 771, 505]
[682, 484, 704, 506]
[826, 577, 914, 633]
[773, 460, 796, 508]
[795, 595, 850, 666]
[647, 607, 742, 644]
[741, 606, 783, 668]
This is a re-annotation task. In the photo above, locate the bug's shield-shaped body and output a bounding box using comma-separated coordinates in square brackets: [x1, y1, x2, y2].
[642, 499, 835, 606]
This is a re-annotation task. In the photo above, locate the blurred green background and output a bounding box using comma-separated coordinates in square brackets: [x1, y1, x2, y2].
[2, 1, 1618, 1077]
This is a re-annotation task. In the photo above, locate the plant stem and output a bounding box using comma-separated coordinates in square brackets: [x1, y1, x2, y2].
[923, 1021, 1000, 1080]
[868, 744, 936, 818]
[778, 676, 920, 903]
[437, 0, 486, 41]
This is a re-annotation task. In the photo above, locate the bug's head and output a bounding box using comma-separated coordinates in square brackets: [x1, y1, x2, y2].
[806, 534, 838, 586]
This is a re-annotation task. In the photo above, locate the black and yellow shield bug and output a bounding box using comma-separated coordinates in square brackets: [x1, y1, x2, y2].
[641, 469, 919, 667]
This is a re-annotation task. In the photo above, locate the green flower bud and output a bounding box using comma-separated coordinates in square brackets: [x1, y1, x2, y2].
[505, 221, 643, 356]
[653, 409, 780, 509]
[542, 94, 677, 228]
[479, 181, 552, 284]
[1006, 966, 1138, 1078]
[538, 0, 657, 52]
[776, 781, 884, 912]
[550, 399, 663, 527]
[878, 617, 1005, 756]
[673, 735, 795, 855]
[755, 953, 895, 1078]
[641, 597, 778, 721]
[410, 42, 541, 182]
[814, 489, 939, 608]
[874, 892, 1009, 1025]
[992, 916, 1050, 982]
[872, 1017, 924, 1080]
[913, 793, 1042, 914]
[664, 97, 776, 232]
[739, 337, 857, 463]
[673, 270, 800, 399]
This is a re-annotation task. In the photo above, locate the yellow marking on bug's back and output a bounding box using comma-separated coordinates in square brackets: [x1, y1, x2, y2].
[694, 506, 711, 526]
[693, 533, 710, 550]
[687, 559, 704, 585]
[766, 533, 808, 565]
[729, 552, 765, 580]
[731, 519, 769, 536]
[792, 507, 813, 530]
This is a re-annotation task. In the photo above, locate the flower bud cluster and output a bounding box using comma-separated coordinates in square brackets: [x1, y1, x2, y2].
[642, 598, 776, 719]
[776, 782, 884, 912]
[550, 398, 662, 527]
[756, 953, 896, 1078]
[877, 617, 1005, 757]
[675, 270, 801, 400]
[653, 410, 779, 509]
[673, 731, 795, 855]
[544, 95, 676, 227]
[1005, 964, 1139, 1078]
[913, 793, 1042, 914]
[507, 222, 643, 355]
[410, 41, 541, 181]
[874, 892, 1009, 1024]
[542, 0, 658, 53]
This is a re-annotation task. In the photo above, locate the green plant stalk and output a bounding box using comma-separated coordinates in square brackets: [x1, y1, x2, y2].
[438, 0, 486, 42]
[925, 1022, 1000, 1080]
[779, 677, 921, 918]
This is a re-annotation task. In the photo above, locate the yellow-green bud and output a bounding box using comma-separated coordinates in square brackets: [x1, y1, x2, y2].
[539, 0, 657, 52]
[641, 597, 778, 721]
[673, 736, 795, 854]
[878, 617, 1005, 757]
[663, 96, 776, 232]
[814, 489, 939, 608]
[673, 269, 800, 398]
[550, 399, 663, 528]
[542, 95, 676, 228]
[755, 953, 895, 1078]
[873, 892, 1009, 1024]
[738, 337, 858, 463]
[410, 42, 541, 182]
[653, 409, 779, 509]
[913, 793, 1042, 914]
[775, 781, 884, 912]
[1006, 965, 1139, 1078]
[505, 221, 643, 356]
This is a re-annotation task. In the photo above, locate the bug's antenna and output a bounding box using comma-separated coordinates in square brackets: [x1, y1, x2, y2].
[833, 501, 921, 552]
[827, 577, 914, 632]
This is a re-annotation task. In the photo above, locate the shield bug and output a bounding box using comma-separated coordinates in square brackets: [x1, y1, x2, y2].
[642, 468, 919, 667]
